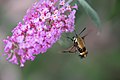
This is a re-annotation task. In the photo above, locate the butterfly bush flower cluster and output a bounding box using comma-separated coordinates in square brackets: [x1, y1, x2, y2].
[3, 0, 77, 67]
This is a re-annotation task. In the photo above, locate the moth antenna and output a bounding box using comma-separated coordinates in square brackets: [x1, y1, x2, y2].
[79, 27, 86, 35]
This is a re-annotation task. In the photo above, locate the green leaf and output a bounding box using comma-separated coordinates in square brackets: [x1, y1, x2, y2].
[78, 0, 101, 27]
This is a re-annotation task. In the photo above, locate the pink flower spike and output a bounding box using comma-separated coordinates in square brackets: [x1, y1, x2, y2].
[3, 0, 77, 67]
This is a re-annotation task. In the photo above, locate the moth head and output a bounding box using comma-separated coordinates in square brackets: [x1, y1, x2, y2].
[73, 37, 77, 42]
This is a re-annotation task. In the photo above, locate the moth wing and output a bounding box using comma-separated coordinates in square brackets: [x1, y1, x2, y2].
[63, 45, 77, 53]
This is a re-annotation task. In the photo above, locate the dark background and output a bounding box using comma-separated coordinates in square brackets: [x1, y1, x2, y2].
[0, 0, 120, 80]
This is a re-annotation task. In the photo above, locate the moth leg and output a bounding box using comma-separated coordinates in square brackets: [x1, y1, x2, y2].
[63, 45, 77, 53]
[69, 46, 77, 53]
[62, 45, 74, 53]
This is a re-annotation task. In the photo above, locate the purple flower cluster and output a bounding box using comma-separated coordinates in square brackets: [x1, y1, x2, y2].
[3, 0, 77, 67]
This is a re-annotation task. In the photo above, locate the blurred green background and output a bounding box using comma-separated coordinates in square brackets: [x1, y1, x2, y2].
[0, 0, 120, 80]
